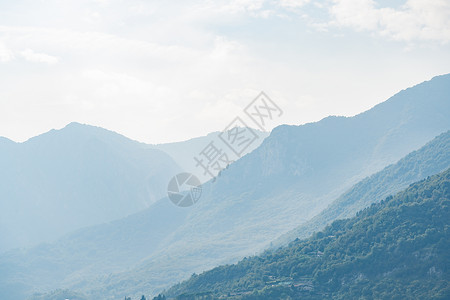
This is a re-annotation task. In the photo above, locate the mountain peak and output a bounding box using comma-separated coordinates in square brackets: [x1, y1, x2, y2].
[64, 121, 89, 128]
[61, 122, 108, 134]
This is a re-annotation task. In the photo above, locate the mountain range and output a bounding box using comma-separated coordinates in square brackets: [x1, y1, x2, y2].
[0, 74, 449, 299]
[89, 74, 450, 298]
[0, 124, 267, 254]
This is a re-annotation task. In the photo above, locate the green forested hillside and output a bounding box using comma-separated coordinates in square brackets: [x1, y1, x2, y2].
[167, 168, 450, 299]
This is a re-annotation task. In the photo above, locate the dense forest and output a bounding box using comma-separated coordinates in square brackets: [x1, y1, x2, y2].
[166, 168, 450, 299]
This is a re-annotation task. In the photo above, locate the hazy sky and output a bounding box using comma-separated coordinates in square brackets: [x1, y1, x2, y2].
[1, 0, 449, 143]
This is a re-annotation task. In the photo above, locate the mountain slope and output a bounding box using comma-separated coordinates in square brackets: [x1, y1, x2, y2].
[0, 122, 181, 252]
[1, 74, 450, 299]
[272, 129, 450, 247]
[0, 199, 189, 300]
[167, 168, 450, 299]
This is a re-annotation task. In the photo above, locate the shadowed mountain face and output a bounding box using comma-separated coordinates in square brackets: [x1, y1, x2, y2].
[0, 123, 181, 252]
[1, 74, 450, 299]
[272, 129, 450, 248]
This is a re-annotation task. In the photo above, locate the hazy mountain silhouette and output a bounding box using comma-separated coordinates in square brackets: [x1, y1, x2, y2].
[0, 123, 181, 252]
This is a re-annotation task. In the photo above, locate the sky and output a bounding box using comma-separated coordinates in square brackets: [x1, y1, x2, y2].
[0, 0, 449, 144]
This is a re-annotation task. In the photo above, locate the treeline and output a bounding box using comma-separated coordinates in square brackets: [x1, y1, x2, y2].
[124, 295, 166, 300]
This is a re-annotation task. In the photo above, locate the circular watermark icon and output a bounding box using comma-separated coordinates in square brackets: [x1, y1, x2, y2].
[167, 173, 202, 207]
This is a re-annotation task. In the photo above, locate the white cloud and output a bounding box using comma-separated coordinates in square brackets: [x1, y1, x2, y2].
[217, 0, 266, 13]
[279, 0, 310, 9]
[20, 49, 60, 64]
[0, 0, 449, 144]
[0, 41, 14, 62]
[81, 69, 157, 98]
[328, 0, 450, 43]
[210, 36, 243, 59]
[0, 26, 199, 64]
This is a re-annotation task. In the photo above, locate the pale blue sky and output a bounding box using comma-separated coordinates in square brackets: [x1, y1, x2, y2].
[1, 0, 449, 143]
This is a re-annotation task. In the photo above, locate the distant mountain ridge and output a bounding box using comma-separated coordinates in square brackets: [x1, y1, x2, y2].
[148, 128, 269, 183]
[0, 123, 265, 253]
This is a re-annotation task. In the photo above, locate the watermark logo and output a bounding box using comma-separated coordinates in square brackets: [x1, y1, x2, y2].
[194, 141, 233, 179]
[218, 117, 259, 157]
[168, 91, 282, 207]
[167, 173, 202, 207]
[244, 91, 283, 130]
